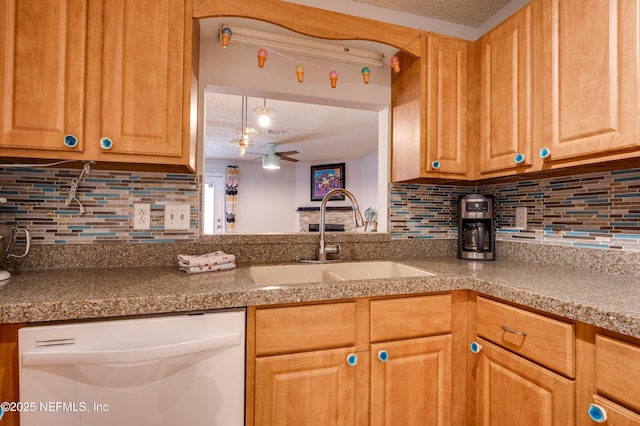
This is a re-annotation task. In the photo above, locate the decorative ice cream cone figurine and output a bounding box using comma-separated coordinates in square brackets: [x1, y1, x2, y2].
[220, 27, 232, 48]
[295, 64, 304, 83]
[361, 67, 371, 84]
[257, 49, 268, 67]
[329, 69, 338, 88]
[390, 55, 400, 73]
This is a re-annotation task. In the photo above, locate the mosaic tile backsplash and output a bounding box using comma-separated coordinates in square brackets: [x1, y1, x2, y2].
[0, 166, 199, 244]
[389, 168, 640, 252]
[1, 166, 639, 252]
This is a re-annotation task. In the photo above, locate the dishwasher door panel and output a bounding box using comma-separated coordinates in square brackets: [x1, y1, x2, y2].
[18, 309, 246, 426]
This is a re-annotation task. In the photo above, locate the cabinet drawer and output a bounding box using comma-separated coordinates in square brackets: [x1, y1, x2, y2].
[370, 294, 451, 342]
[476, 297, 575, 377]
[591, 395, 640, 425]
[596, 334, 640, 412]
[255, 302, 356, 355]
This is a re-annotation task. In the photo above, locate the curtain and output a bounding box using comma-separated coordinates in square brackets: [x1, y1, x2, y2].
[225, 166, 239, 232]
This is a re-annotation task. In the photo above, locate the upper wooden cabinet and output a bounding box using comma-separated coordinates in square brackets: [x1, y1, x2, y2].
[392, 34, 470, 182]
[0, 0, 88, 154]
[0, 0, 197, 172]
[539, 0, 640, 168]
[477, 0, 542, 178]
[392, 0, 640, 182]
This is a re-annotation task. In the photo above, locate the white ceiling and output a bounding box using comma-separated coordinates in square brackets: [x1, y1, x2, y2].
[205, 92, 380, 163]
[203, 1, 516, 164]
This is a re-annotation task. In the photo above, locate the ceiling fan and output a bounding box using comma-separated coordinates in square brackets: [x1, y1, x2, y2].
[247, 143, 299, 169]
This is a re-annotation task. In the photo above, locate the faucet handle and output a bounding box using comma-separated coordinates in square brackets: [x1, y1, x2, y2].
[324, 243, 340, 255]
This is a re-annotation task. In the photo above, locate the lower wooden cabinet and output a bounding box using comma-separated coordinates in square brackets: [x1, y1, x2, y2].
[247, 294, 455, 425]
[370, 335, 452, 426]
[475, 338, 575, 425]
[254, 346, 368, 426]
[472, 296, 576, 425]
[581, 334, 640, 425]
[0, 323, 23, 426]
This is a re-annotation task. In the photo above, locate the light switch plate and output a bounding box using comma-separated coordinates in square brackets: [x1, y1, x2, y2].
[164, 204, 190, 230]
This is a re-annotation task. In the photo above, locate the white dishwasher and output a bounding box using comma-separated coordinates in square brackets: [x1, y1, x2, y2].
[18, 309, 245, 426]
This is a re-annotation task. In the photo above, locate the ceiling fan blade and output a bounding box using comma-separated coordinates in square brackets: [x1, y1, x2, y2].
[275, 150, 299, 156]
[279, 155, 299, 162]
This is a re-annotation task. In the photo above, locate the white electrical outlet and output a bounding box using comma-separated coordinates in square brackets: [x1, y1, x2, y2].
[133, 203, 151, 230]
[515, 206, 527, 229]
[164, 204, 190, 230]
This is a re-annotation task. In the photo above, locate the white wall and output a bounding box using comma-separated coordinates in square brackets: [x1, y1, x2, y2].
[206, 159, 298, 233]
[207, 155, 376, 233]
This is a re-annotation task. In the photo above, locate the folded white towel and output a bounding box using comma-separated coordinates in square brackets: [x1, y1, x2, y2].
[179, 261, 236, 274]
[177, 251, 236, 268]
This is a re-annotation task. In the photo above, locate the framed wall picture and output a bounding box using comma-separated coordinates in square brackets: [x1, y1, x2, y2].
[310, 163, 345, 201]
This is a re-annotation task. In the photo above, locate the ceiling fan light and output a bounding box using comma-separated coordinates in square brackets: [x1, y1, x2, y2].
[254, 101, 276, 128]
[263, 153, 281, 170]
[257, 114, 271, 127]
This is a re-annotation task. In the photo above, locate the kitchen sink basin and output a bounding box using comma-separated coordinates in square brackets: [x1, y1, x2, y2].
[250, 261, 436, 286]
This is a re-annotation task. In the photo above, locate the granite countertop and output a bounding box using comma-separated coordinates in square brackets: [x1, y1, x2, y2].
[0, 257, 638, 339]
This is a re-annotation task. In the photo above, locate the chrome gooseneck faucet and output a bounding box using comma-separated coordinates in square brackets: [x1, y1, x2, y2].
[312, 188, 365, 263]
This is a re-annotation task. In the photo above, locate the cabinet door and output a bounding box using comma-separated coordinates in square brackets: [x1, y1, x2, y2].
[426, 35, 468, 176]
[254, 347, 368, 426]
[0, 324, 22, 426]
[391, 35, 470, 181]
[0, 0, 88, 153]
[98, 0, 186, 158]
[370, 335, 452, 426]
[479, 2, 537, 174]
[391, 47, 423, 182]
[475, 338, 575, 426]
[542, 0, 640, 162]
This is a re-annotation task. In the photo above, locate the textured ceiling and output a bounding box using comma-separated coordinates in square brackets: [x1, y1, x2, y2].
[205, 92, 379, 163]
[353, 0, 512, 27]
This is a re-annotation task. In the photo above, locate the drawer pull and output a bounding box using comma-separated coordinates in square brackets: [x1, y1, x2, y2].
[431, 160, 441, 170]
[587, 403, 607, 423]
[377, 350, 389, 363]
[346, 353, 358, 366]
[501, 325, 527, 336]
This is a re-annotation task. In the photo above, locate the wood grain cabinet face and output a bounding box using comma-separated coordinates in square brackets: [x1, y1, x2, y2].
[541, 0, 640, 165]
[98, 0, 186, 159]
[0, 0, 195, 170]
[476, 296, 575, 378]
[391, 35, 470, 181]
[0, 0, 88, 153]
[254, 347, 367, 426]
[249, 295, 455, 426]
[0, 324, 22, 426]
[478, 2, 538, 175]
[475, 338, 575, 426]
[425, 36, 468, 177]
[592, 334, 640, 423]
[473, 297, 576, 425]
[370, 335, 452, 426]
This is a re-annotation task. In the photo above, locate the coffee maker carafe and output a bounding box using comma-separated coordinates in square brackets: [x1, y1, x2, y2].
[458, 194, 495, 260]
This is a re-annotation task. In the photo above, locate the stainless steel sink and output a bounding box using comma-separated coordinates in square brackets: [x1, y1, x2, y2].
[250, 261, 436, 286]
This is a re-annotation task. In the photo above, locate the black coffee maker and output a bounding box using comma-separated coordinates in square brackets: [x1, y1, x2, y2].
[457, 194, 496, 260]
